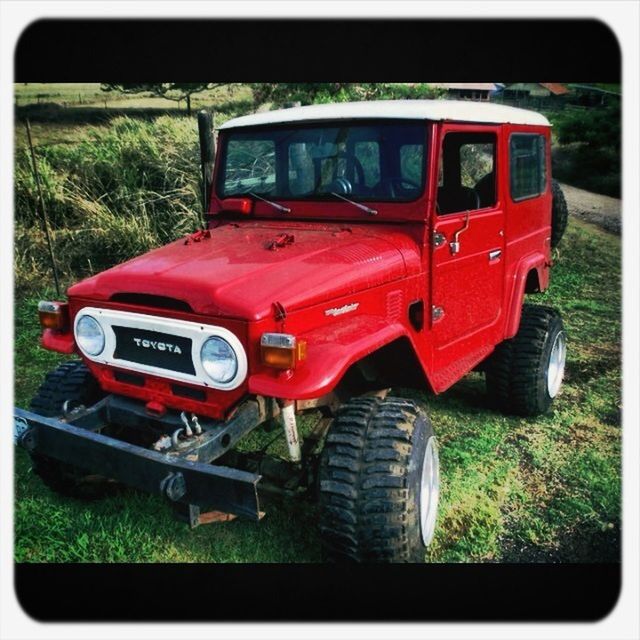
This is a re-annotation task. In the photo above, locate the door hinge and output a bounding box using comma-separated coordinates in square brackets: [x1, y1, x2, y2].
[431, 306, 444, 322]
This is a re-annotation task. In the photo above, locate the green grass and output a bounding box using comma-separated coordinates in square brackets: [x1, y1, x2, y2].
[13, 216, 621, 563]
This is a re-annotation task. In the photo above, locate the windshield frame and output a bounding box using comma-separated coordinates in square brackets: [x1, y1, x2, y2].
[214, 118, 429, 205]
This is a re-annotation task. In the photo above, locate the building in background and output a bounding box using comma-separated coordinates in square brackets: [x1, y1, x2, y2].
[428, 83, 497, 101]
[501, 83, 571, 107]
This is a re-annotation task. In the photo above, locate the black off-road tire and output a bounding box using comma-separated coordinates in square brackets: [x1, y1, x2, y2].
[486, 305, 566, 416]
[551, 179, 568, 248]
[29, 360, 109, 499]
[318, 396, 439, 563]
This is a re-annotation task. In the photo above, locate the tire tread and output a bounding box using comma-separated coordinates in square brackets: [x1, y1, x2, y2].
[318, 396, 430, 562]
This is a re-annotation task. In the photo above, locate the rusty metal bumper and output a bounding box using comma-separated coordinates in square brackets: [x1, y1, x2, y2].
[14, 405, 262, 520]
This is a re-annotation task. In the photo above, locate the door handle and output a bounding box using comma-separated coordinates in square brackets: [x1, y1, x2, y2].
[449, 210, 471, 255]
[488, 249, 502, 261]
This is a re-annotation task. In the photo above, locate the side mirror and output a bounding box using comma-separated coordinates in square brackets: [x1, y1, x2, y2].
[197, 110, 215, 213]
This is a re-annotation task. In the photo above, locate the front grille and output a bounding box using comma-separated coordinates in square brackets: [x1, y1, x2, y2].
[112, 326, 195, 375]
[74, 306, 247, 390]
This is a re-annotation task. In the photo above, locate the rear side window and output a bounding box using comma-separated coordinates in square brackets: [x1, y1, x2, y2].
[510, 134, 547, 201]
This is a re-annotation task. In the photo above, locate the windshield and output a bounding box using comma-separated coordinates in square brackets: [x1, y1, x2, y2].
[217, 120, 427, 202]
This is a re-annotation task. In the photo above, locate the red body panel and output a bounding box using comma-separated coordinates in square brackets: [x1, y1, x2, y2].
[45, 118, 553, 417]
[68, 222, 418, 321]
[42, 328, 75, 354]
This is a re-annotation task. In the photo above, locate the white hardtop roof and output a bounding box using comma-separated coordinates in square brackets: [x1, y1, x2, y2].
[219, 99, 551, 130]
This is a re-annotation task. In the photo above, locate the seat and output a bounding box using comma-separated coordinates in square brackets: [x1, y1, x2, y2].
[474, 172, 496, 208]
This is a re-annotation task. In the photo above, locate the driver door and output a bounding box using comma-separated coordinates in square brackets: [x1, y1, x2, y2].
[430, 125, 505, 389]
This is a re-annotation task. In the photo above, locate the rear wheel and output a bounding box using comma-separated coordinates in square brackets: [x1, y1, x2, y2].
[29, 360, 111, 499]
[318, 396, 439, 562]
[486, 305, 567, 416]
[551, 179, 568, 248]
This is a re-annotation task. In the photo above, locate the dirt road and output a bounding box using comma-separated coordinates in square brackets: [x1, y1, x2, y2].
[559, 182, 621, 235]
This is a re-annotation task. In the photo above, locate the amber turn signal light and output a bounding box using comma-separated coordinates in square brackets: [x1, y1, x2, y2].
[38, 300, 69, 331]
[260, 333, 306, 370]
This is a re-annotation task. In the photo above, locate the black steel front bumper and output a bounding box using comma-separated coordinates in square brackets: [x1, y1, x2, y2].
[14, 398, 263, 521]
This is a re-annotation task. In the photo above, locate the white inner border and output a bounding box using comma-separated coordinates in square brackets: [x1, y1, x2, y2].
[2, 3, 639, 640]
[73, 307, 248, 390]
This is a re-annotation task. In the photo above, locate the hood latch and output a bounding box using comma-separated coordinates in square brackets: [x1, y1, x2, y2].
[267, 233, 295, 251]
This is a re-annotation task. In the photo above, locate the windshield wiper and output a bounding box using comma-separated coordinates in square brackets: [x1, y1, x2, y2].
[248, 192, 291, 214]
[330, 192, 377, 216]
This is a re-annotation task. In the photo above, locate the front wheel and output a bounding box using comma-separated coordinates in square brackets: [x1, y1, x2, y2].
[318, 396, 440, 562]
[28, 360, 111, 499]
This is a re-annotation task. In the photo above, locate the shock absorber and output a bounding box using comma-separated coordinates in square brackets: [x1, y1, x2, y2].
[279, 399, 301, 463]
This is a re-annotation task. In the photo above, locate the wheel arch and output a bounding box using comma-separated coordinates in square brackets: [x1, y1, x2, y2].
[248, 318, 435, 400]
[335, 335, 432, 398]
[505, 254, 549, 339]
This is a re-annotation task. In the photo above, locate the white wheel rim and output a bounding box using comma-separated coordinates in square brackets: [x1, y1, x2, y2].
[419, 436, 440, 546]
[547, 330, 567, 398]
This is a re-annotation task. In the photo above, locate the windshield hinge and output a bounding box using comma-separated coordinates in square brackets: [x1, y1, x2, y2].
[273, 301, 287, 322]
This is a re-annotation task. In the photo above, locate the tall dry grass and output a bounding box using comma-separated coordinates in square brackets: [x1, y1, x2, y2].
[14, 116, 203, 291]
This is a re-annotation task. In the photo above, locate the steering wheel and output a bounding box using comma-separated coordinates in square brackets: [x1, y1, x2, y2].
[333, 152, 366, 187]
[328, 176, 353, 195]
[387, 176, 421, 197]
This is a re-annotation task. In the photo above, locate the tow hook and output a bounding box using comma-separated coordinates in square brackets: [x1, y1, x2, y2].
[62, 399, 85, 419]
[171, 412, 203, 447]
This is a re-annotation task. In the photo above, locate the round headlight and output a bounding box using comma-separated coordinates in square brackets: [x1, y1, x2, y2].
[75, 315, 105, 356]
[200, 336, 238, 384]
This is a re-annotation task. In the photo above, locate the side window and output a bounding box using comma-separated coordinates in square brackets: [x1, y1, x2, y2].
[460, 142, 494, 189]
[437, 132, 497, 214]
[510, 134, 547, 201]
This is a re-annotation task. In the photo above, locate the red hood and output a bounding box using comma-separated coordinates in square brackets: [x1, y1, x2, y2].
[68, 221, 421, 320]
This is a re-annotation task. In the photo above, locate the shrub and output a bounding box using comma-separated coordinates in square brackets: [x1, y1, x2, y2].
[250, 83, 443, 107]
[548, 106, 621, 198]
[14, 116, 202, 291]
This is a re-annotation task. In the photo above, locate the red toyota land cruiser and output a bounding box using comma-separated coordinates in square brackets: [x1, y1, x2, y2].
[15, 100, 568, 562]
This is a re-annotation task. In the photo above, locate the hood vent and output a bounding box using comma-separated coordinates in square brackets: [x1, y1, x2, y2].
[110, 293, 193, 312]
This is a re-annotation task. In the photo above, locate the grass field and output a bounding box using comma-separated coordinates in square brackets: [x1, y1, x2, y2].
[14, 83, 252, 110]
[14, 216, 621, 563]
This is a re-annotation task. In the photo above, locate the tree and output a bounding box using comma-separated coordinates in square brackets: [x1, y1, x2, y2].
[100, 83, 232, 115]
[250, 83, 444, 107]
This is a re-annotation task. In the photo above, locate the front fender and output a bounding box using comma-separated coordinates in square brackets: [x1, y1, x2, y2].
[248, 315, 407, 399]
[41, 328, 76, 354]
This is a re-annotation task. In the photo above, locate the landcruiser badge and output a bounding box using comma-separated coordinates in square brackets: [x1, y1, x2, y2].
[325, 303, 359, 317]
[132, 337, 182, 354]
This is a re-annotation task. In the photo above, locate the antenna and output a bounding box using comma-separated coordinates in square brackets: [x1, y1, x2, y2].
[25, 118, 61, 298]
